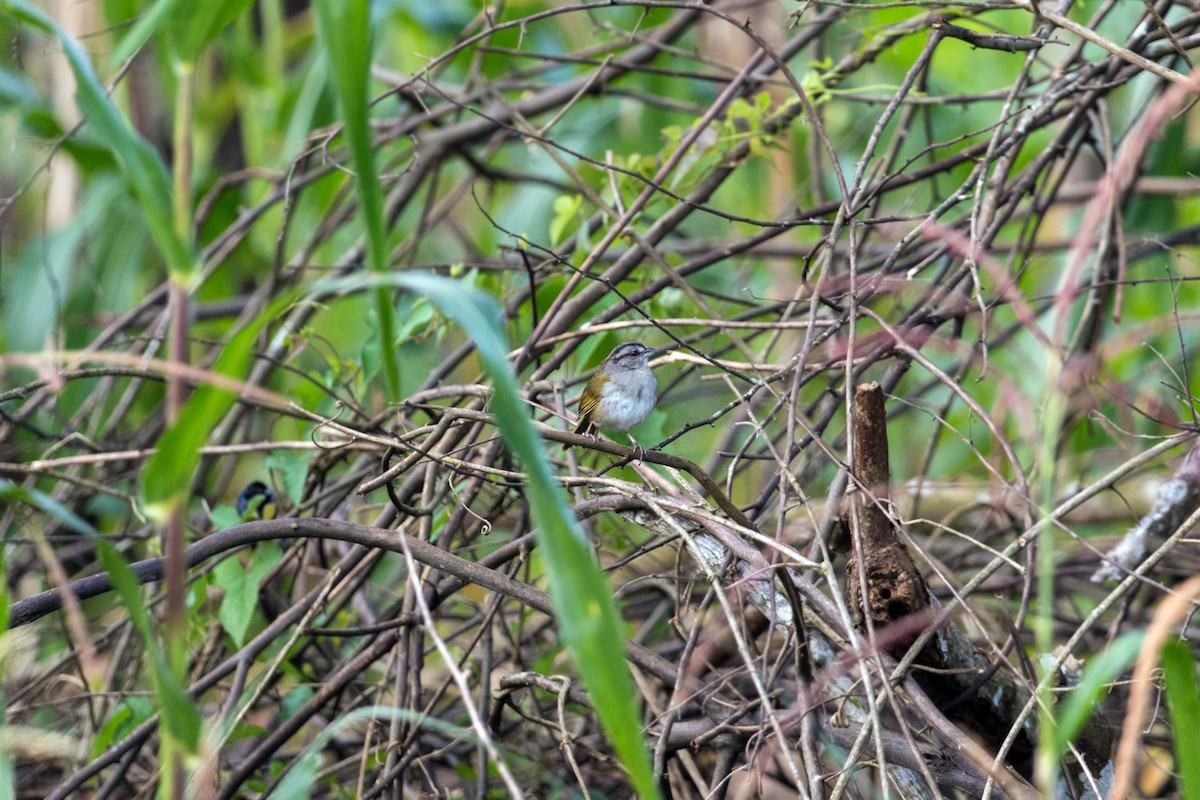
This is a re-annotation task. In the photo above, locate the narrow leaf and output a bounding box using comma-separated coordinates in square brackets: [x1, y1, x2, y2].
[0, 478, 95, 538]
[312, 0, 400, 399]
[1053, 630, 1144, 761]
[140, 295, 286, 516]
[4, 0, 195, 278]
[169, 0, 256, 63]
[97, 542, 200, 751]
[391, 272, 662, 800]
[1162, 639, 1200, 800]
[105, 0, 184, 68]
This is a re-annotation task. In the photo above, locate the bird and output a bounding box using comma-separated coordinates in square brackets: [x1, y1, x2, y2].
[236, 481, 278, 520]
[571, 341, 659, 455]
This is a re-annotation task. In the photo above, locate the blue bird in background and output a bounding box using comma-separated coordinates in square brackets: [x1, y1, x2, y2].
[237, 481, 278, 520]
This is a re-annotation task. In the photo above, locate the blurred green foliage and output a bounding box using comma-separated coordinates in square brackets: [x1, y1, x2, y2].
[4, 0, 1200, 795]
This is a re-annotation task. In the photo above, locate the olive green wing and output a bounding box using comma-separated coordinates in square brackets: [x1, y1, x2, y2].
[573, 393, 598, 434]
[572, 374, 606, 435]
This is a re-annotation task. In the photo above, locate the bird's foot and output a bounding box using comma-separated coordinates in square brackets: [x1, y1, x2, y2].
[626, 438, 648, 464]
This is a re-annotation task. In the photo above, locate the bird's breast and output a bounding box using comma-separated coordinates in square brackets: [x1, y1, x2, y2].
[590, 370, 657, 431]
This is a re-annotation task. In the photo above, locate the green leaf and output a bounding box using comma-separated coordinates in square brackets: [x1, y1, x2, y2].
[140, 356, 249, 516]
[0, 64, 41, 107]
[91, 703, 133, 758]
[227, 722, 267, 744]
[265, 450, 311, 508]
[395, 296, 434, 343]
[281, 685, 315, 721]
[91, 697, 154, 758]
[4, 0, 195, 279]
[800, 68, 829, 105]
[360, 309, 384, 386]
[388, 272, 661, 800]
[105, 0, 182, 67]
[1053, 630, 1144, 761]
[726, 96, 754, 123]
[0, 479, 95, 537]
[210, 505, 242, 532]
[169, 0, 255, 63]
[107, 0, 254, 67]
[214, 543, 282, 647]
[313, 0, 400, 400]
[275, 706, 493, 800]
[549, 194, 582, 247]
[274, 744, 320, 800]
[97, 542, 200, 751]
[1162, 639, 1200, 800]
[140, 296, 285, 518]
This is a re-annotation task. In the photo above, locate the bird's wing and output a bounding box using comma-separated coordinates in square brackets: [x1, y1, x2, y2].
[573, 377, 604, 433]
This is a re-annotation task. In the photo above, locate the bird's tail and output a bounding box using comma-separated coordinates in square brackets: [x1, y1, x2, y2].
[565, 417, 592, 449]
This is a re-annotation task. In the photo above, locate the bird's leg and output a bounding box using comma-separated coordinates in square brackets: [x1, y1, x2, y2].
[624, 431, 647, 463]
[583, 430, 601, 450]
[566, 422, 598, 451]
